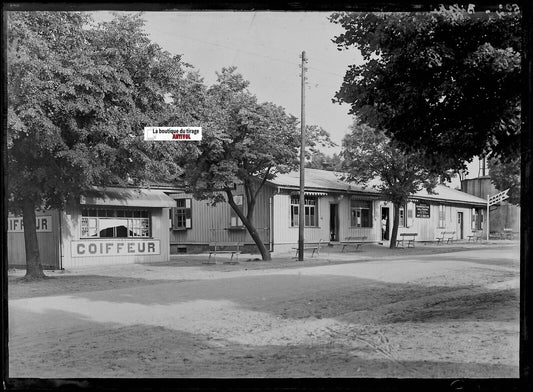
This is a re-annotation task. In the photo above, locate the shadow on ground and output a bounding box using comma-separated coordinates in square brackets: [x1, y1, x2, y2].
[8, 275, 177, 300]
[14, 272, 519, 327]
[9, 320, 518, 378]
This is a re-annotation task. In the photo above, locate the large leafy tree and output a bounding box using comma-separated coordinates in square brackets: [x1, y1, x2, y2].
[341, 121, 440, 248]
[488, 156, 521, 205]
[181, 67, 332, 261]
[330, 9, 521, 172]
[306, 152, 343, 171]
[7, 12, 186, 279]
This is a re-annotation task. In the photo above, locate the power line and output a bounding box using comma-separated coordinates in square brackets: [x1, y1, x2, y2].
[174, 33, 347, 79]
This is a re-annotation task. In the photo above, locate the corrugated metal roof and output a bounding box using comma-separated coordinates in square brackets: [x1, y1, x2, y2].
[411, 185, 487, 205]
[269, 168, 487, 206]
[81, 186, 177, 208]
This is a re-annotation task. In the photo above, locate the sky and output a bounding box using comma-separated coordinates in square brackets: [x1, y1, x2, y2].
[91, 11, 359, 153]
[90, 10, 482, 187]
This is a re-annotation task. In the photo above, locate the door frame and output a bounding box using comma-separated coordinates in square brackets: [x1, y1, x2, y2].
[330, 203, 339, 241]
[381, 206, 390, 241]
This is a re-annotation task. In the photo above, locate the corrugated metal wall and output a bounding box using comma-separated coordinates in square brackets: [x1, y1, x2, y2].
[169, 183, 274, 249]
[395, 203, 483, 241]
[169, 183, 495, 254]
[461, 177, 520, 232]
[461, 177, 495, 198]
[272, 192, 486, 250]
[272, 192, 335, 248]
[7, 210, 61, 269]
[341, 198, 380, 242]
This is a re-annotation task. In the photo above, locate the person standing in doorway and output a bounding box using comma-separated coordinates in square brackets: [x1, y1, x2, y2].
[381, 215, 388, 240]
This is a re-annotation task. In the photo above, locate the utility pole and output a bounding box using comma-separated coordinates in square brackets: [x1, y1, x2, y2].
[487, 194, 490, 241]
[298, 51, 307, 261]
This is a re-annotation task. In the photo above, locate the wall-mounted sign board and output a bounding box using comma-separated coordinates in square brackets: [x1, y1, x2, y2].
[415, 203, 431, 218]
[71, 239, 160, 257]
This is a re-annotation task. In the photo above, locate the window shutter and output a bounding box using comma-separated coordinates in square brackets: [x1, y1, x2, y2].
[230, 195, 243, 227]
[171, 207, 177, 229]
[185, 199, 192, 229]
[406, 202, 414, 227]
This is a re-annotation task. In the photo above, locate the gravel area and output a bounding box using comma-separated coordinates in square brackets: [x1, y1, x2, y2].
[8, 243, 520, 378]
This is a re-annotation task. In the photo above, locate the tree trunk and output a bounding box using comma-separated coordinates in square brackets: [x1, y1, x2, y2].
[226, 189, 271, 261]
[22, 198, 46, 279]
[389, 202, 400, 249]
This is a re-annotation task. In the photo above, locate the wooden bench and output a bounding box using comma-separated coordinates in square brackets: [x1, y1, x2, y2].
[205, 242, 241, 264]
[467, 230, 483, 242]
[491, 231, 506, 240]
[340, 236, 367, 252]
[396, 233, 417, 248]
[503, 228, 518, 240]
[293, 239, 323, 258]
[436, 231, 455, 245]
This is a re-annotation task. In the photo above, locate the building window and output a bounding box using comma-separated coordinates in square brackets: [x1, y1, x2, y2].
[230, 195, 244, 227]
[172, 199, 192, 230]
[290, 196, 318, 227]
[438, 205, 446, 228]
[472, 208, 483, 230]
[81, 208, 151, 238]
[350, 199, 373, 228]
[406, 203, 414, 227]
[399, 204, 406, 227]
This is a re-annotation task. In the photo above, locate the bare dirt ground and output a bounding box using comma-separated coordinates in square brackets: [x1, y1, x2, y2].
[8, 243, 519, 378]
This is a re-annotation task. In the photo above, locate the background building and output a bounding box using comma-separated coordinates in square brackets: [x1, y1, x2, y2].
[8, 187, 176, 269]
[461, 176, 520, 234]
[8, 169, 493, 269]
[169, 168, 488, 254]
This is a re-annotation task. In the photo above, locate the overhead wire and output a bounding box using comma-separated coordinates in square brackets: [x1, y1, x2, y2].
[172, 32, 347, 79]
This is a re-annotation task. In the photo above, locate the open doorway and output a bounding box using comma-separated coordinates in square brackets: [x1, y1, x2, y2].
[330, 204, 339, 241]
[381, 207, 390, 241]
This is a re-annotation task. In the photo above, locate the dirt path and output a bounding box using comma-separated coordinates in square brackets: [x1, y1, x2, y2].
[8, 246, 519, 378]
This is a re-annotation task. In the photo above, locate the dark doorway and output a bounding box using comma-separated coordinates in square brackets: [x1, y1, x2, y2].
[330, 204, 339, 241]
[381, 207, 390, 241]
[458, 212, 464, 239]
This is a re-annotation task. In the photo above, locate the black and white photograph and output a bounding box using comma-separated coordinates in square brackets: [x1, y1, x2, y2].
[3, 1, 527, 387]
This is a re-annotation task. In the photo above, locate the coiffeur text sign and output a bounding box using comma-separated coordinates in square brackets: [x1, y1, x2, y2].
[71, 239, 160, 257]
[8, 216, 52, 232]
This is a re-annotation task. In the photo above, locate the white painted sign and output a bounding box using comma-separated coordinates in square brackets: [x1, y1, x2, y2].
[71, 239, 160, 257]
[488, 189, 510, 206]
[8, 216, 52, 232]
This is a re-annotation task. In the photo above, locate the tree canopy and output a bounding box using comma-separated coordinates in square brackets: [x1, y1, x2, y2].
[7, 12, 187, 278]
[180, 67, 329, 260]
[330, 9, 521, 173]
[306, 152, 343, 171]
[179, 67, 333, 260]
[488, 156, 521, 205]
[341, 121, 440, 248]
